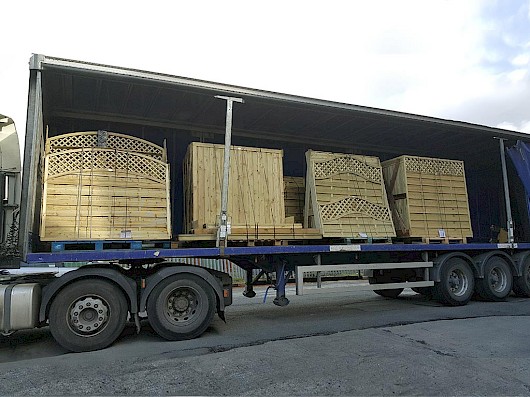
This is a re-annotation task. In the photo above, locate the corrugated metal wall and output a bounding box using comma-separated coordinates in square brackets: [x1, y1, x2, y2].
[167, 257, 247, 280]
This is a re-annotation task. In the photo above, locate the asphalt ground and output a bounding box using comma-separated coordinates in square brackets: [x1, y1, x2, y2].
[1, 281, 529, 395]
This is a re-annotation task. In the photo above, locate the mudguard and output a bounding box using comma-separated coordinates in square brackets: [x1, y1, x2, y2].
[431, 252, 476, 282]
[472, 251, 516, 278]
[39, 266, 137, 323]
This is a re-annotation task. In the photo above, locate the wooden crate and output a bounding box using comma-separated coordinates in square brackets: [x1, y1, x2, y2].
[40, 131, 171, 241]
[304, 150, 396, 239]
[284, 176, 305, 224]
[381, 155, 473, 240]
[183, 142, 288, 233]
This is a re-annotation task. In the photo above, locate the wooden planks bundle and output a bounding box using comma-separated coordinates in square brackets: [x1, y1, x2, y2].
[304, 150, 396, 239]
[284, 176, 305, 224]
[40, 131, 171, 241]
[183, 142, 289, 234]
[381, 155, 473, 241]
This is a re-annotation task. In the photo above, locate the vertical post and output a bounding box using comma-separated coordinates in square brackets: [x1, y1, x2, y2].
[498, 138, 514, 243]
[215, 96, 244, 250]
[19, 56, 44, 259]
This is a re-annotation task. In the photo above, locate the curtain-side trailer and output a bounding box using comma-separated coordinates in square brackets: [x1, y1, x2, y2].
[1, 54, 530, 352]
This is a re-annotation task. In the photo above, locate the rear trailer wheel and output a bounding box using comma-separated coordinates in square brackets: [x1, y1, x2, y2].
[434, 258, 474, 306]
[373, 288, 404, 298]
[49, 279, 128, 352]
[513, 258, 530, 297]
[147, 274, 216, 341]
[412, 287, 434, 298]
[368, 276, 403, 298]
[476, 257, 513, 301]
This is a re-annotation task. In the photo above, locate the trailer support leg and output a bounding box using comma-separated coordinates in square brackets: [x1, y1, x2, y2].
[243, 269, 263, 298]
[273, 261, 290, 307]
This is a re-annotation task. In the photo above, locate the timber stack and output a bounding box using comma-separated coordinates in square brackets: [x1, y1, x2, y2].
[381, 155, 473, 243]
[40, 131, 171, 242]
[181, 142, 321, 243]
[304, 150, 396, 241]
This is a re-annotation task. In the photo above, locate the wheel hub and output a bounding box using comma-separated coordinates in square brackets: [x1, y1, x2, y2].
[70, 297, 109, 335]
[489, 267, 507, 292]
[448, 269, 467, 296]
[166, 288, 198, 322]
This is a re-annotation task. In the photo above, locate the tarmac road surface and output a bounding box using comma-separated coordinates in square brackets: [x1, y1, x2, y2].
[1, 281, 529, 395]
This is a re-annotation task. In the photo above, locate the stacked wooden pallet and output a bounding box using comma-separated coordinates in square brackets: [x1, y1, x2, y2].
[180, 143, 321, 243]
[304, 150, 396, 240]
[381, 155, 472, 243]
[40, 131, 171, 241]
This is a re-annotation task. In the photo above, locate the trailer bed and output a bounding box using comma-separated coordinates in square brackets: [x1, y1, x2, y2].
[25, 242, 524, 264]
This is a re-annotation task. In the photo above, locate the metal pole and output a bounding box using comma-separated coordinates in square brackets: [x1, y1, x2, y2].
[497, 138, 514, 243]
[215, 96, 244, 249]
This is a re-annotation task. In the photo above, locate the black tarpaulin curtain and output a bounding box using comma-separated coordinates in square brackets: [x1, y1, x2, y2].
[507, 140, 530, 224]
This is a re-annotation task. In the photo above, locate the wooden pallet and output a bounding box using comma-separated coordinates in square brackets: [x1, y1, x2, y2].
[382, 155, 473, 241]
[51, 240, 170, 252]
[178, 226, 322, 242]
[324, 237, 393, 244]
[304, 150, 396, 239]
[393, 236, 466, 244]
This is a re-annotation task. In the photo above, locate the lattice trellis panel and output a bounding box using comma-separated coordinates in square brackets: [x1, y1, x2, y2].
[46, 149, 168, 183]
[382, 155, 472, 240]
[313, 156, 382, 183]
[404, 156, 464, 176]
[40, 132, 171, 242]
[46, 131, 165, 160]
[305, 150, 396, 238]
[320, 196, 392, 222]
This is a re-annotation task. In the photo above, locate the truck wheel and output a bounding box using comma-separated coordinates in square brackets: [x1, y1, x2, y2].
[373, 288, 404, 298]
[434, 257, 474, 306]
[147, 274, 215, 341]
[49, 279, 128, 352]
[475, 257, 513, 301]
[412, 287, 434, 298]
[513, 258, 530, 297]
[368, 277, 403, 298]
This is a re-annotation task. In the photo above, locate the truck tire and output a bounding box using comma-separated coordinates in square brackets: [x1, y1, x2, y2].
[147, 274, 215, 341]
[373, 288, 404, 298]
[434, 257, 474, 306]
[475, 257, 513, 301]
[513, 257, 530, 297]
[412, 287, 434, 298]
[368, 277, 403, 298]
[49, 279, 128, 352]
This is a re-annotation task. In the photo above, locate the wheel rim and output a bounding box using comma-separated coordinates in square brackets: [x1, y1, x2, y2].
[68, 295, 110, 337]
[163, 286, 200, 326]
[488, 266, 508, 293]
[448, 268, 469, 297]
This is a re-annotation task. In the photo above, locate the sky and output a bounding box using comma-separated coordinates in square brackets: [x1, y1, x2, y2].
[1, 0, 530, 156]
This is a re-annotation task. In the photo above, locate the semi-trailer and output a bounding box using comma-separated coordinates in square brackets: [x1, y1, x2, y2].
[1, 54, 530, 352]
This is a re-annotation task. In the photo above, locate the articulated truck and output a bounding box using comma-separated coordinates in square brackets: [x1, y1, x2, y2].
[1, 54, 529, 352]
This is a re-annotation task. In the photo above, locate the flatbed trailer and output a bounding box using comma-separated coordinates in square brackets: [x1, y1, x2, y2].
[2, 54, 530, 352]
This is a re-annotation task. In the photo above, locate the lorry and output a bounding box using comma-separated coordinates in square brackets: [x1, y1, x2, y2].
[1, 54, 530, 352]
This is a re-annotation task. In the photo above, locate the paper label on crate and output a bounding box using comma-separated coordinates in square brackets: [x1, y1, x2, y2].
[120, 230, 132, 239]
[330, 244, 361, 252]
[438, 229, 446, 238]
